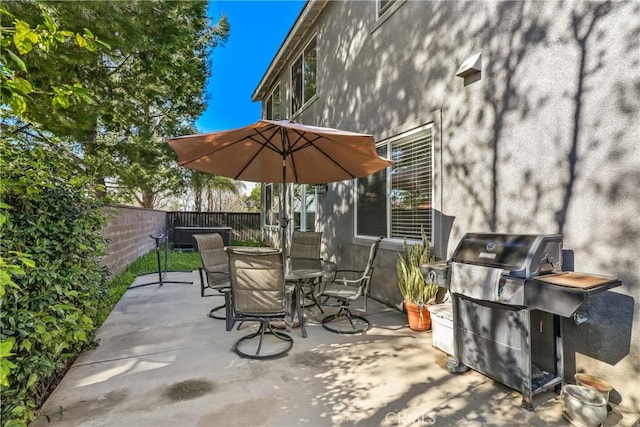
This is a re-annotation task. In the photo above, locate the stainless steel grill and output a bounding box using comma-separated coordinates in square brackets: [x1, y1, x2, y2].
[421, 232, 621, 410]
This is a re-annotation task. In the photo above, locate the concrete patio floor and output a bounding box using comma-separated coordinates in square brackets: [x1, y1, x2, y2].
[31, 270, 638, 427]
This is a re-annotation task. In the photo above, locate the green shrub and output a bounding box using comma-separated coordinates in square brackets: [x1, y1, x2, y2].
[0, 142, 108, 427]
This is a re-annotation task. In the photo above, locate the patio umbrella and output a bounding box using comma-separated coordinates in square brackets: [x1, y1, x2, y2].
[167, 119, 392, 254]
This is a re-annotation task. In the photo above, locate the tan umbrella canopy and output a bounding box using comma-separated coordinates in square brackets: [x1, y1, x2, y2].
[168, 119, 391, 183]
[167, 119, 392, 252]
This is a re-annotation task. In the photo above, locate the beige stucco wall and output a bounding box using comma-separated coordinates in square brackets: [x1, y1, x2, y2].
[262, 0, 639, 410]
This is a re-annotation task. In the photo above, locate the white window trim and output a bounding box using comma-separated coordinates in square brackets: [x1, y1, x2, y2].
[371, 0, 406, 33]
[290, 35, 318, 117]
[354, 123, 434, 246]
[264, 84, 281, 120]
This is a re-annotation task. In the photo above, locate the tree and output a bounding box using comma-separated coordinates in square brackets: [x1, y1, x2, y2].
[1, 5, 108, 123]
[247, 185, 262, 212]
[1, 1, 230, 208]
[187, 171, 244, 212]
[1, 7, 109, 424]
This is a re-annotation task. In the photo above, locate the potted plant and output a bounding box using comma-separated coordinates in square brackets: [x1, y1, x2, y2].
[397, 235, 438, 331]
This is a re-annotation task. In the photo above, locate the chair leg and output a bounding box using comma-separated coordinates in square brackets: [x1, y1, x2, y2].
[301, 280, 324, 314]
[224, 290, 236, 331]
[306, 291, 325, 314]
[208, 303, 226, 319]
[322, 306, 371, 334]
[199, 268, 206, 297]
[234, 321, 293, 359]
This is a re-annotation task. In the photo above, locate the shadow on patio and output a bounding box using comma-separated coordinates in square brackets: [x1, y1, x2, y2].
[30, 270, 636, 427]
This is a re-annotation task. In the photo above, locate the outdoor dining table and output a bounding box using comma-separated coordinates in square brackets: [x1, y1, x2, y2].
[285, 257, 337, 338]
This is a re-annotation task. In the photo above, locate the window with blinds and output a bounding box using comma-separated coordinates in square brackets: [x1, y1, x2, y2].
[390, 131, 432, 240]
[356, 126, 433, 242]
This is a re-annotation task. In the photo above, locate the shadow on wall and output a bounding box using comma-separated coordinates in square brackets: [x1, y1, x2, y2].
[562, 291, 636, 407]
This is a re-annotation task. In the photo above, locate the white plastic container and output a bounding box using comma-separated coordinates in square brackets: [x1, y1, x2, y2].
[428, 303, 454, 355]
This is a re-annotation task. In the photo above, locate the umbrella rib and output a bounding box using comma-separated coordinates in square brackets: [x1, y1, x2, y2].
[180, 125, 282, 167]
[288, 129, 358, 179]
[231, 127, 284, 180]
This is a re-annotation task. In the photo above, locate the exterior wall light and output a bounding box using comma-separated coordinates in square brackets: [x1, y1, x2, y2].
[315, 183, 328, 194]
[456, 52, 482, 85]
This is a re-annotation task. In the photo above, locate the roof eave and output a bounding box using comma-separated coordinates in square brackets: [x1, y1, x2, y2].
[251, 1, 328, 103]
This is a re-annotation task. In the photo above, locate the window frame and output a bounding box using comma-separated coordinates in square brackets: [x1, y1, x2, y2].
[354, 123, 434, 245]
[377, 0, 396, 18]
[263, 183, 280, 227]
[264, 84, 281, 120]
[290, 36, 317, 116]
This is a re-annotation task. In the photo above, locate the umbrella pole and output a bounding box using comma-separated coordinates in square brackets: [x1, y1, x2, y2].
[280, 154, 288, 259]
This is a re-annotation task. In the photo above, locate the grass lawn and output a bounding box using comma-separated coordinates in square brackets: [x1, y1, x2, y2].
[97, 250, 201, 325]
[97, 238, 265, 326]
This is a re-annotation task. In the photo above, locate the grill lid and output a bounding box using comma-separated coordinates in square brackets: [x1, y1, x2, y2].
[451, 233, 562, 278]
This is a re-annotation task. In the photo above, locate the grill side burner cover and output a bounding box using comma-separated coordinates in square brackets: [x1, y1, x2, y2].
[451, 233, 562, 278]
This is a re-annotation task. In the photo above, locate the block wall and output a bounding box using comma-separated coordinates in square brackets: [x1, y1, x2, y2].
[100, 204, 166, 276]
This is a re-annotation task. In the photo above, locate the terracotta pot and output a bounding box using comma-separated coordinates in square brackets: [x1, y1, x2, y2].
[405, 301, 431, 331]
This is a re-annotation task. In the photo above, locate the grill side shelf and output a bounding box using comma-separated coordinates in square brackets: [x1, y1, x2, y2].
[532, 272, 618, 289]
[525, 273, 621, 317]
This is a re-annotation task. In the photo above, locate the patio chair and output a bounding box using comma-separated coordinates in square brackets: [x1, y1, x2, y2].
[319, 236, 383, 334]
[289, 230, 322, 259]
[289, 231, 324, 313]
[193, 234, 230, 319]
[224, 247, 293, 359]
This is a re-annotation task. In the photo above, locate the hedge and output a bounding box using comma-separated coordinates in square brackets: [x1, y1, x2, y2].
[0, 141, 109, 427]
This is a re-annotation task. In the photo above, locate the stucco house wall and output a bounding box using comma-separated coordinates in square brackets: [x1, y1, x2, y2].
[255, 1, 639, 410]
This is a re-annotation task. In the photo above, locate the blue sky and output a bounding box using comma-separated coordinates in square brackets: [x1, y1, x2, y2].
[195, 1, 305, 133]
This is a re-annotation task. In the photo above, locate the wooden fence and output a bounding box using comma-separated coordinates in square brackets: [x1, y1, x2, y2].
[166, 211, 262, 242]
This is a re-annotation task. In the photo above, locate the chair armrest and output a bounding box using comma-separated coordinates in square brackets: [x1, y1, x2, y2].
[329, 269, 365, 285]
[201, 265, 230, 277]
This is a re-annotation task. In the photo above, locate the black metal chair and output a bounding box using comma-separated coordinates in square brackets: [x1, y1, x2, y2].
[194, 234, 229, 319]
[224, 247, 293, 359]
[320, 237, 383, 334]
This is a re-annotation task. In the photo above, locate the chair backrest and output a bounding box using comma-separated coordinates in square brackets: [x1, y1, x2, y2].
[194, 234, 227, 284]
[290, 231, 322, 259]
[226, 247, 286, 315]
[361, 236, 383, 297]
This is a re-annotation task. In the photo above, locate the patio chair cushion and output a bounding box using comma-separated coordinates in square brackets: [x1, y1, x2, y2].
[194, 233, 229, 297]
[290, 231, 322, 259]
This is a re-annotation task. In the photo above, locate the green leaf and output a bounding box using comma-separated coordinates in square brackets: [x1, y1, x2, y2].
[43, 12, 57, 33]
[26, 372, 38, 389]
[6, 49, 27, 72]
[9, 93, 27, 114]
[20, 339, 32, 352]
[75, 33, 88, 48]
[0, 339, 15, 358]
[52, 93, 71, 109]
[13, 20, 39, 55]
[7, 77, 33, 95]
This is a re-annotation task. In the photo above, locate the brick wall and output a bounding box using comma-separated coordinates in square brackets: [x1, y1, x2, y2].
[100, 204, 166, 276]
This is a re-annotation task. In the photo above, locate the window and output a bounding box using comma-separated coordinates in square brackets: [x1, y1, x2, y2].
[377, 0, 396, 17]
[293, 184, 316, 231]
[265, 84, 281, 120]
[356, 125, 433, 242]
[291, 37, 316, 115]
[264, 184, 280, 226]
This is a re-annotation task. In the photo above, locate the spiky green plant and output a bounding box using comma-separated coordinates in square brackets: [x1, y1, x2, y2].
[396, 233, 438, 306]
